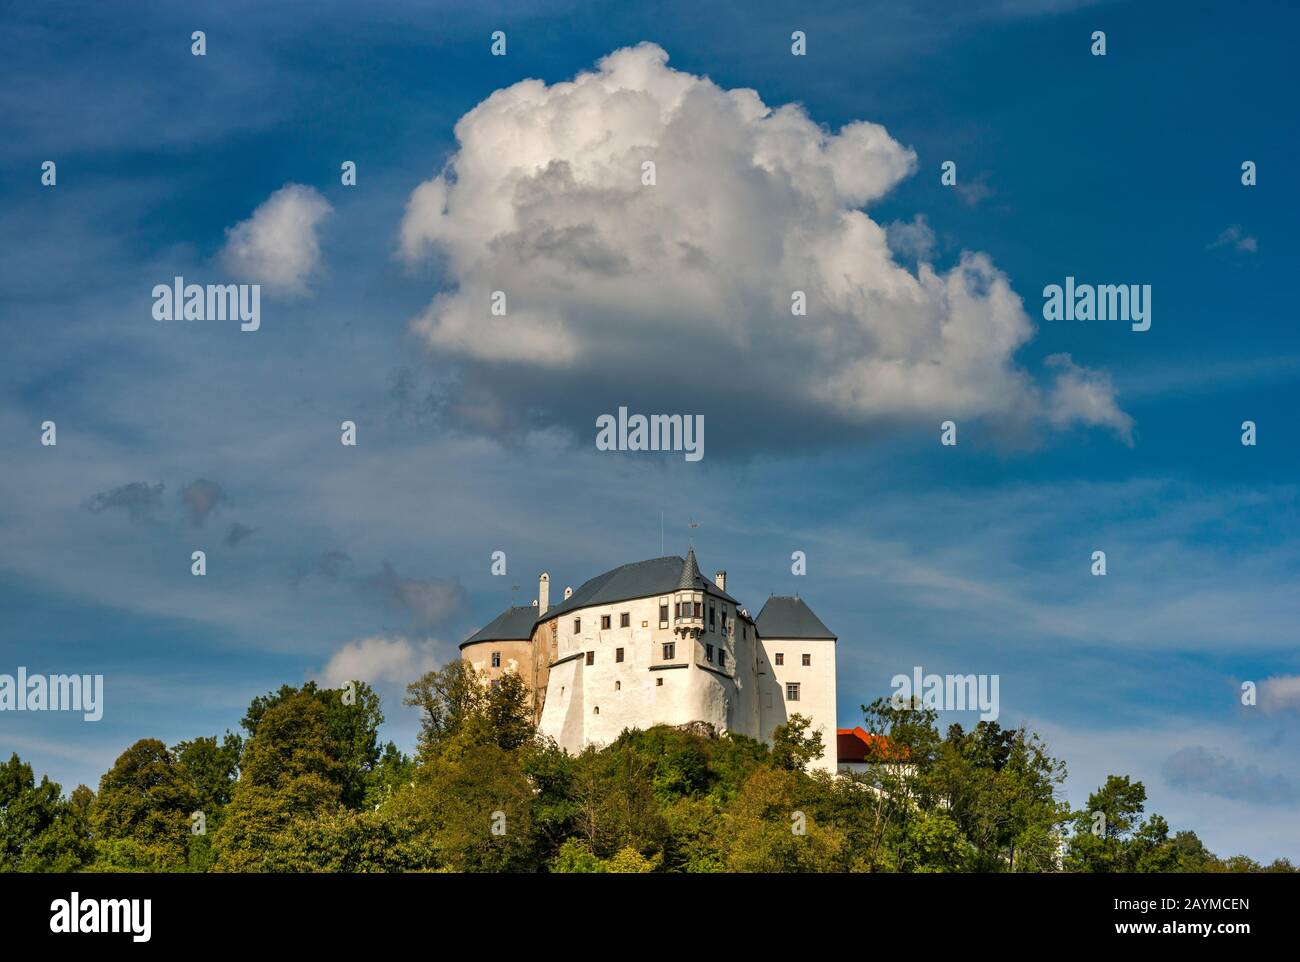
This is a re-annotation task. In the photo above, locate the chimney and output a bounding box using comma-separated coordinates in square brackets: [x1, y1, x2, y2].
[538, 572, 550, 616]
[714, 570, 727, 591]
[564, 586, 573, 599]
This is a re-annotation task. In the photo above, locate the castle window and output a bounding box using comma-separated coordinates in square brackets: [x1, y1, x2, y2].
[601, 615, 611, 630]
[802, 653, 811, 667]
[659, 604, 668, 627]
[709, 605, 716, 629]
[585, 651, 595, 666]
[491, 651, 501, 668]
[615, 680, 621, 691]
[675, 602, 681, 618]
[663, 642, 675, 660]
[593, 706, 599, 715]
[718, 649, 726, 668]
[616, 647, 625, 663]
[574, 617, 581, 633]
[775, 653, 784, 666]
[705, 644, 714, 663]
[656, 678, 664, 687]
[786, 682, 800, 701]
[620, 612, 630, 628]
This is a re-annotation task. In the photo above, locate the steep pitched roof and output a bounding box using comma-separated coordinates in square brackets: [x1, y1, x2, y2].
[678, 546, 701, 590]
[755, 595, 835, 640]
[459, 605, 538, 649]
[543, 554, 738, 622]
[461, 555, 745, 647]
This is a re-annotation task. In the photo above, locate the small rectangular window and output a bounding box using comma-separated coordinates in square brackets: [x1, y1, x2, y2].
[574, 617, 581, 633]
[718, 649, 726, 668]
[786, 682, 800, 701]
[775, 652, 784, 666]
[491, 651, 501, 668]
[705, 644, 714, 663]
[616, 647, 625, 663]
[659, 604, 669, 627]
[675, 602, 681, 618]
[620, 612, 630, 628]
[709, 605, 716, 629]
[657, 677, 664, 687]
[663, 642, 676, 660]
[802, 653, 811, 667]
[601, 615, 611, 630]
[585, 651, 595, 666]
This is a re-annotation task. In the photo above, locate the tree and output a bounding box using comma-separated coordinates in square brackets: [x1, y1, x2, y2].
[403, 661, 482, 756]
[214, 693, 344, 871]
[242, 681, 383, 809]
[89, 740, 196, 870]
[719, 767, 843, 872]
[770, 714, 825, 772]
[1064, 775, 1149, 872]
[0, 754, 93, 872]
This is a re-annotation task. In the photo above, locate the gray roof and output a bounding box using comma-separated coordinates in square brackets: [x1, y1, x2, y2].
[459, 605, 538, 649]
[755, 596, 836, 640]
[677, 547, 701, 590]
[546, 554, 739, 622]
[461, 555, 747, 648]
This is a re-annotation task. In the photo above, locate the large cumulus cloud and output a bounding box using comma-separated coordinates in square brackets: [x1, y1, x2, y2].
[399, 43, 1128, 448]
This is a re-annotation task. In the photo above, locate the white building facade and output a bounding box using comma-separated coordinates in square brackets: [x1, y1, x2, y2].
[461, 549, 839, 773]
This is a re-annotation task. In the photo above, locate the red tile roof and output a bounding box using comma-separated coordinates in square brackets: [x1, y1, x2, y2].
[837, 726, 905, 763]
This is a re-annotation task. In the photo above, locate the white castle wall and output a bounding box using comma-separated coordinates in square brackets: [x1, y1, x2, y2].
[758, 636, 838, 773]
[538, 593, 768, 749]
[529, 581, 838, 773]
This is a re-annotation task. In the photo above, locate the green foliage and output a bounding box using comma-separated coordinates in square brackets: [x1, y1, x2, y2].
[214, 692, 345, 871]
[89, 739, 196, 870]
[242, 680, 384, 809]
[0, 755, 93, 872]
[12, 661, 1296, 874]
[770, 714, 824, 772]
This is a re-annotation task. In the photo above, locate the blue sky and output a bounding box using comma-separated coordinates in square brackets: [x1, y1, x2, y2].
[2, 0, 1298, 860]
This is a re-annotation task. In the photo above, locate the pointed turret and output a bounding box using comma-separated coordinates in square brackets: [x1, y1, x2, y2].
[678, 546, 701, 590]
[673, 547, 705, 640]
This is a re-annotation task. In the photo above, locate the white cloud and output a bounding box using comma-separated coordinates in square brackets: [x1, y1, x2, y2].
[221, 183, 332, 295]
[399, 43, 1129, 440]
[319, 635, 439, 688]
[886, 213, 936, 262]
[1259, 675, 1300, 715]
[1044, 353, 1134, 444]
[1209, 224, 1257, 254]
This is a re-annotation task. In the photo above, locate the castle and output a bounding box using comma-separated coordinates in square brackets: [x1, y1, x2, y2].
[460, 548, 839, 773]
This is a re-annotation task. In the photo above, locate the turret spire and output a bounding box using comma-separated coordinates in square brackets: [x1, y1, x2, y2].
[678, 546, 701, 590]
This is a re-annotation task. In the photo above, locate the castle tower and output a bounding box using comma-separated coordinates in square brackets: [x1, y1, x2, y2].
[672, 546, 704, 641]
